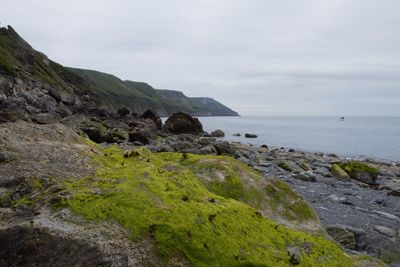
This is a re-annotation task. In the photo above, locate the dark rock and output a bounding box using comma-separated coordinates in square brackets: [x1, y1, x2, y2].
[0, 152, 13, 163]
[0, 226, 111, 266]
[288, 148, 295, 152]
[117, 107, 130, 117]
[208, 129, 225, 137]
[213, 142, 236, 156]
[141, 109, 162, 129]
[163, 112, 203, 134]
[260, 144, 268, 149]
[232, 133, 241, 137]
[244, 133, 258, 138]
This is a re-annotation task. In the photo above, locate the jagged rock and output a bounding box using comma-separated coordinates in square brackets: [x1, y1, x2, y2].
[245, 133, 258, 138]
[163, 112, 203, 134]
[141, 109, 162, 129]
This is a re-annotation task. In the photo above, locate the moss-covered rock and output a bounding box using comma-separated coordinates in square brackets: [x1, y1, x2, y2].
[63, 146, 363, 266]
[339, 162, 379, 185]
[331, 164, 350, 180]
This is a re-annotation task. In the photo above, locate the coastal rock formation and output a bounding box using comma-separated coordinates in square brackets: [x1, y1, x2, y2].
[0, 121, 381, 266]
[163, 112, 203, 134]
[140, 109, 162, 129]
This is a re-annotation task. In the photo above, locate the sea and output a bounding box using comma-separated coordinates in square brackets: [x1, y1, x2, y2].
[196, 116, 400, 163]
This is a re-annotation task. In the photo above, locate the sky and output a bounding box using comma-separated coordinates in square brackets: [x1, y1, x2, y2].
[1, 0, 400, 116]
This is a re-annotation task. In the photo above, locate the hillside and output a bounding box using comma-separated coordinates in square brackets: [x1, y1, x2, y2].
[68, 68, 239, 116]
[0, 25, 238, 117]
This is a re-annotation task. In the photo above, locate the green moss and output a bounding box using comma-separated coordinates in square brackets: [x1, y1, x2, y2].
[339, 162, 379, 176]
[331, 164, 350, 180]
[64, 146, 354, 266]
[265, 180, 316, 222]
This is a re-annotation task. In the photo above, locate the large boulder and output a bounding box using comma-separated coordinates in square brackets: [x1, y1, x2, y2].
[140, 109, 162, 129]
[339, 162, 379, 185]
[163, 112, 203, 135]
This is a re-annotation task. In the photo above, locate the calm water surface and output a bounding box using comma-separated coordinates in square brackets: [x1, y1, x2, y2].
[197, 116, 400, 162]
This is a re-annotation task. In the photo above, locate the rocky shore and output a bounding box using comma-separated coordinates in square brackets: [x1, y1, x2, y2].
[147, 132, 400, 265]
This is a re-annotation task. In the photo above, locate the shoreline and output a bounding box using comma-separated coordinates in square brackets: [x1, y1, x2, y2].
[149, 133, 400, 263]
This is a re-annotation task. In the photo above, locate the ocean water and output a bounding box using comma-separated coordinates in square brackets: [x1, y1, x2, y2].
[197, 116, 400, 162]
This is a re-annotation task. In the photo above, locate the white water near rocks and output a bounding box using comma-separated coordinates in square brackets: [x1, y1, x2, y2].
[197, 116, 400, 162]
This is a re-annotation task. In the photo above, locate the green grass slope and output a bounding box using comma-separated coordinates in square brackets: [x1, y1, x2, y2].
[62, 145, 378, 266]
[68, 68, 239, 116]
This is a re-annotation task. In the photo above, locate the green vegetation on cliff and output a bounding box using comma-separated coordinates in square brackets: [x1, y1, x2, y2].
[0, 25, 238, 117]
[68, 68, 239, 116]
[64, 146, 356, 266]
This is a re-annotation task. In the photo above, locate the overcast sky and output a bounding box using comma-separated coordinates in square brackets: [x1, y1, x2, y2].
[2, 0, 400, 115]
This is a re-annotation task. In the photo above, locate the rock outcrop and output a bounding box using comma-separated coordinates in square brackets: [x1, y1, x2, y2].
[163, 112, 203, 134]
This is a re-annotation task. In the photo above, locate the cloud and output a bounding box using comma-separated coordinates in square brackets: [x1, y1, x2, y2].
[1, 0, 400, 115]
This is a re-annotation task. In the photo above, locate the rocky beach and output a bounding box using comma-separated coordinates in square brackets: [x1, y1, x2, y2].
[0, 25, 398, 266]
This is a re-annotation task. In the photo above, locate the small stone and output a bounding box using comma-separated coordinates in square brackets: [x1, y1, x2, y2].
[232, 133, 241, 136]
